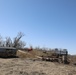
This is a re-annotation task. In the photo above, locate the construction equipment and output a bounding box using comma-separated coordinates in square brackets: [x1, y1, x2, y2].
[42, 49, 69, 64]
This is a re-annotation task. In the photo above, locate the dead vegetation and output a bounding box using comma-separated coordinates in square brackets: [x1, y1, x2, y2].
[16, 49, 76, 65]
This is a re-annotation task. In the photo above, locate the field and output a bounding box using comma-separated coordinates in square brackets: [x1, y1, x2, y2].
[0, 50, 76, 75]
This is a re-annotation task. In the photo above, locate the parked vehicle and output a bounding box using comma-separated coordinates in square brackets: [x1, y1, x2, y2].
[0, 47, 18, 57]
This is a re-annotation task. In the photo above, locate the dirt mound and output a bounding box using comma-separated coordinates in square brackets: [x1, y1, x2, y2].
[17, 50, 36, 58]
[16, 49, 46, 58]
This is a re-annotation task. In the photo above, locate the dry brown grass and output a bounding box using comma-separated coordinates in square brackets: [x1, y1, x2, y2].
[68, 55, 76, 64]
[0, 58, 76, 75]
[16, 49, 76, 65]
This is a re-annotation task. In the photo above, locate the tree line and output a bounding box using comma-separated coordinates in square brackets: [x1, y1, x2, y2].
[0, 32, 26, 48]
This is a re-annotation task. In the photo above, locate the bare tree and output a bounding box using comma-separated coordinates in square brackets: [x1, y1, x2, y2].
[13, 32, 25, 48]
[0, 32, 26, 48]
[5, 37, 12, 47]
[0, 35, 4, 47]
[15, 40, 26, 48]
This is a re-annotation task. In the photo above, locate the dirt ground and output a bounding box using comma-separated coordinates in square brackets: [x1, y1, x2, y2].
[0, 58, 76, 75]
[0, 50, 76, 75]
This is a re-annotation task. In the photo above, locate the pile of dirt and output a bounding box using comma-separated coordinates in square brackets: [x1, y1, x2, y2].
[16, 49, 50, 58]
[17, 50, 36, 58]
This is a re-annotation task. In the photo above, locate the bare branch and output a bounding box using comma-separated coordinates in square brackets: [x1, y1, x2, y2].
[13, 32, 25, 48]
[5, 37, 12, 47]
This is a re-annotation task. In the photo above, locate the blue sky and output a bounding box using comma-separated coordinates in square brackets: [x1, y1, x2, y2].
[0, 0, 76, 54]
